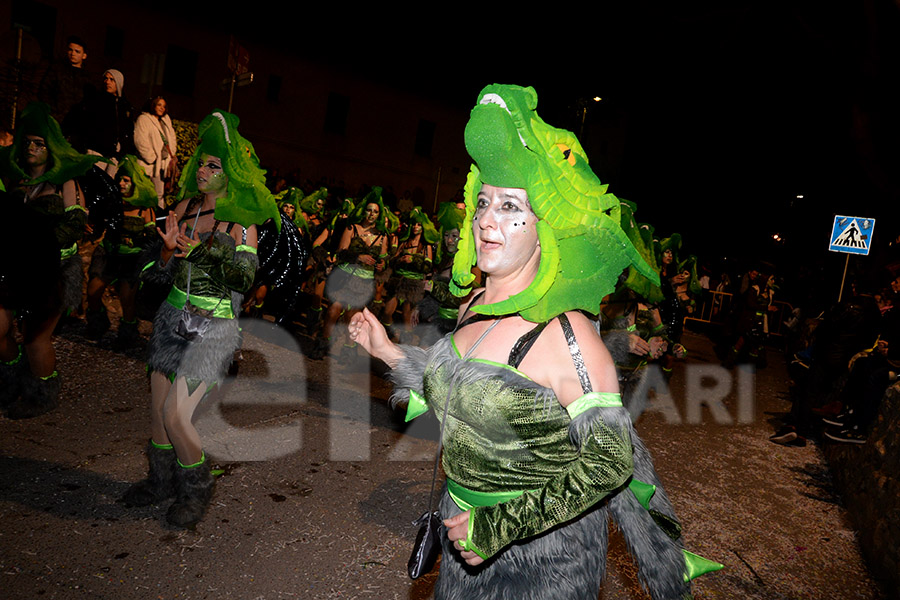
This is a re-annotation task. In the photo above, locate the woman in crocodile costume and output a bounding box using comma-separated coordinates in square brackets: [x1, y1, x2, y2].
[0, 102, 98, 419]
[350, 85, 720, 599]
[122, 110, 277, 528]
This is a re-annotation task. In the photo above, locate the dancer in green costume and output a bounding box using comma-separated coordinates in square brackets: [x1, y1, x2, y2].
[351, 85, 720, 598]
[123, 110, 276, 528]
[0, 102, 99, 419]
[84, 154, 158, 346]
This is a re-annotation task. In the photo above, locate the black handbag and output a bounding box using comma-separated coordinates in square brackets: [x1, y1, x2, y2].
[406, 320, 499, 579]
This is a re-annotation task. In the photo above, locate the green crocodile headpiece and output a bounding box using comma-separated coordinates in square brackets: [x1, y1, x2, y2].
[452, 84, 658, 322]
[0, 102, 99, 187]
[116, 154, 159, 208]
[401, 206, 440, 244]
[178, 110, 280, 230]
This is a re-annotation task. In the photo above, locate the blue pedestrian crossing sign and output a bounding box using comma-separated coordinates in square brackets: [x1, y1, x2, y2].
[829, 215, 875, 256]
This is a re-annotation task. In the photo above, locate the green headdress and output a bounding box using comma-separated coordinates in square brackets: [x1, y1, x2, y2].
[274, 187, 306, 231]
[435, 202, 466, 264]
[329, 198, 356, 232]
[300, 187, 328, 215]
[0, 102, 99, 187]
[677, 254, 702, 296]
[177, 110, 279, 230]
[451, 84, 658, 322]
[116, 155, 159, 208]
[655, 233, 682, 270]
[400, 206, 440, 244]
[348, 187, 394, 234]
[618, 200, 664, 304]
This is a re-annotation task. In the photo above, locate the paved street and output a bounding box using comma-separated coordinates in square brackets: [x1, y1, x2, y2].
[0, 316, 886, 599]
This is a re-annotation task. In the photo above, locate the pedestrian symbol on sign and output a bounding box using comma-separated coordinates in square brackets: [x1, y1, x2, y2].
[829, 215, 875, 256]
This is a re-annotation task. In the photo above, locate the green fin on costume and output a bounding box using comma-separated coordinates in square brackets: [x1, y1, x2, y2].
[682, 550, 724, 581]
[0, 102, 100, 187]
[117, 155, 160, 208]
[451, 84, 658, 322]
[404, 389, 428, 422]
[177, 110, 279, 231]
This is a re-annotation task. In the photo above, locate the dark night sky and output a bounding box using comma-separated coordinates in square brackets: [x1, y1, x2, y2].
[227, 3, 899, 283]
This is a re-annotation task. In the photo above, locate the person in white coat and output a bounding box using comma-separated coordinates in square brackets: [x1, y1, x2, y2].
[134, 96, 177, 207]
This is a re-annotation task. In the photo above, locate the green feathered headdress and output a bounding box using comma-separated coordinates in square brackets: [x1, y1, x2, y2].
[677, 254, 702, 296]
[116, 155, 159, 208]
[0, 102, 99, 187]
[451, 84, 658, 322]
[349, 187, 394, 234]
[400, 206, 440, 244]
[329, 198, 356, 232]
[177, 110, 279, 230]
[300, 187, 328, 215]
[435, 201, 465, 264]
[274, 187, 306, 231]
[655, 233, 682, 270]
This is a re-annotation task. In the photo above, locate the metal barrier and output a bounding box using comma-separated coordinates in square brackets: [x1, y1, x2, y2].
[684, 291, 793, 336]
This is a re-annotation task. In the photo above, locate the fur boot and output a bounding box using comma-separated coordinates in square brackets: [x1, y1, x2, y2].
[86, 307, 110, 341]
[122, 441, 177, 506]
[7, 371, 60, 419]
[114, 319, 140, 350]
[166, 454, 215, 528]
[0, 346, 26, 409]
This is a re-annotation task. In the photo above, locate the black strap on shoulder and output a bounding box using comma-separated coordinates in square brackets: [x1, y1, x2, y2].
[508, 321, 550, 368]
[180, 208, 215, 223]
[558, 313, 593, 394]
[453, 290, 487, 332]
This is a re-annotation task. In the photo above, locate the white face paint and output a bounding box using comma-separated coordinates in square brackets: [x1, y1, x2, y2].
[472, 183, 539, 278]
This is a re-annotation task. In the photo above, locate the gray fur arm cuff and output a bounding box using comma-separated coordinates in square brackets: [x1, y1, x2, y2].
[386, 345, 428, 410]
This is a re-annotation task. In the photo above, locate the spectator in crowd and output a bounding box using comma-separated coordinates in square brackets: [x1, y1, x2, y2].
[67, 69, 134, 176]
[38, 36, 94, 125]
[134, 96, 177, 208]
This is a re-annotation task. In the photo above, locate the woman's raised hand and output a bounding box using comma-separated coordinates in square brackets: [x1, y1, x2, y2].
[348, 307, 403, 367]
[157, 211, 180, 252]
[174, 223, 200, 258]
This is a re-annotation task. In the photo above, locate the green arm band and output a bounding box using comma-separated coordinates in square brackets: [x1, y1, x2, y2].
[185, 242, 258, 294]
[404, 389, 428, 422]
[468, 418, 633, 559]
[565, 392, 623, 420]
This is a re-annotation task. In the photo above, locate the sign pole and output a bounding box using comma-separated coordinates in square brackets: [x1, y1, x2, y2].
[837, 253, 849, 303]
